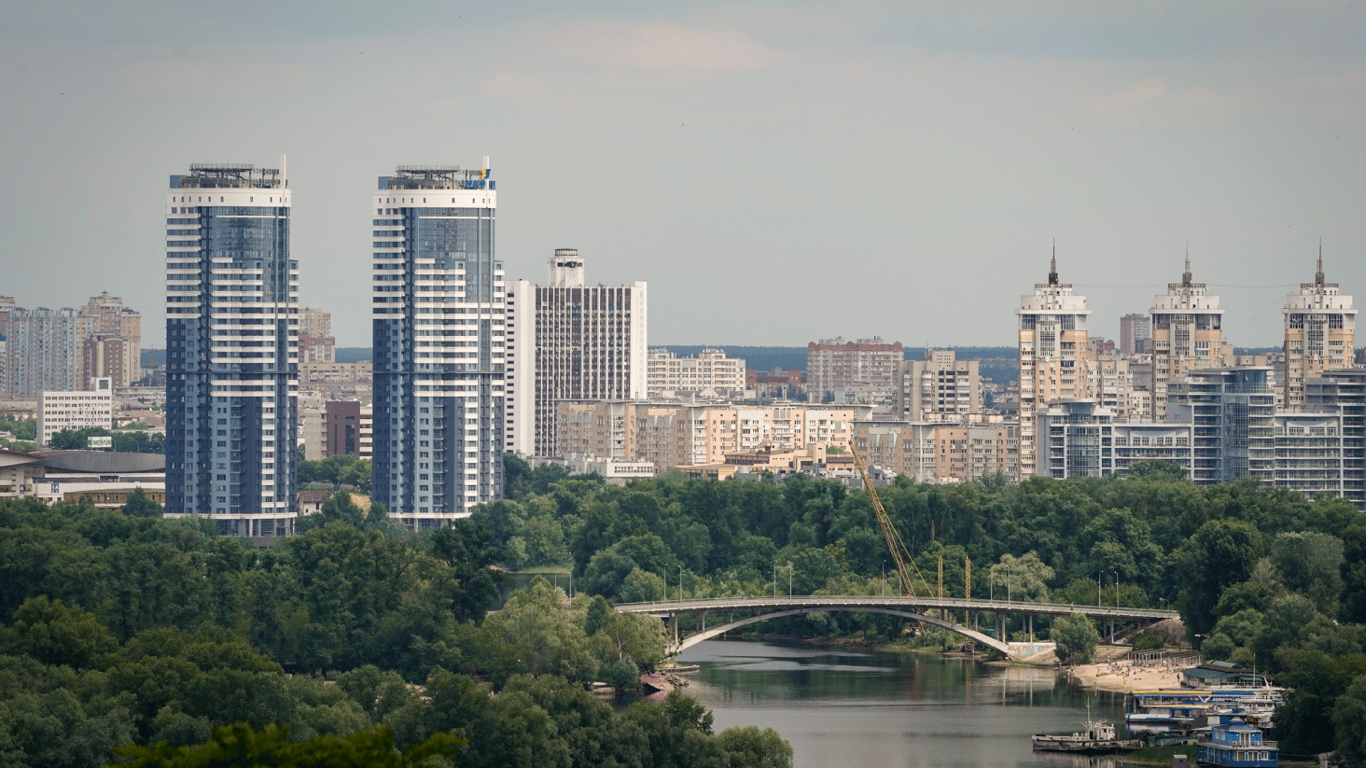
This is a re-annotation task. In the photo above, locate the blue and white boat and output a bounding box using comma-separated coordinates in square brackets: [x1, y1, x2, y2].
[1196, 717, 1277, 768]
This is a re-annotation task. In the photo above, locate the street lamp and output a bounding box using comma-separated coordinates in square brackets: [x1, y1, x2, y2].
[1114, 571, 1120, 608]
[788, 561, 793, 597]
[773, 563, 777, 598]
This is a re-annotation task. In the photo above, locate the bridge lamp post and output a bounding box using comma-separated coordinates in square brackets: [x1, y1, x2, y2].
[773, 563, 777, 598]
[1114, 571, 1119, 608]
[788, 561, 793, 598]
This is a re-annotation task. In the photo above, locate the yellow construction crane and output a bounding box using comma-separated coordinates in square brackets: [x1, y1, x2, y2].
[849, 442, 930, 597]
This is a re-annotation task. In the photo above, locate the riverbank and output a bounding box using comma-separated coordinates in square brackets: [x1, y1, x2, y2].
[1065, 646, 1183, 692]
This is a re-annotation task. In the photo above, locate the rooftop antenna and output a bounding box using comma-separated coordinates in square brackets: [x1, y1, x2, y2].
[1316, 239, 1325, 285]
[1048, 239, 1059, 286]
[1183, 240, 1192, 286]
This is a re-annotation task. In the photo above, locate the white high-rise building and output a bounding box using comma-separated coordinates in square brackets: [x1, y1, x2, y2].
[505, 249, 647, 457]
[371, 162, 504, 527]
[165, 161, 297, 534]
[1017, 252, 1091, 478]
[1283, 249, 1357, 409]
[1150, 257, 1225, 419]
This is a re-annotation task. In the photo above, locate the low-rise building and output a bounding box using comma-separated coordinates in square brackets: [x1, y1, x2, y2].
[38, 377, 113, 446]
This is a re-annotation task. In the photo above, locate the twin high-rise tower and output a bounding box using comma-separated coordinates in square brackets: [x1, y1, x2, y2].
[166, 159, 504, 531]
[370, 164, 504, 528]
[164, 162, 297, 534]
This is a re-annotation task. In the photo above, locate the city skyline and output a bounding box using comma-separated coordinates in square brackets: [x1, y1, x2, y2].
[5, 3, 1366, 349]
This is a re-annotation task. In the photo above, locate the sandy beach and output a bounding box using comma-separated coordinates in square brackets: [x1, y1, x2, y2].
[1065, 646, 1184, 692]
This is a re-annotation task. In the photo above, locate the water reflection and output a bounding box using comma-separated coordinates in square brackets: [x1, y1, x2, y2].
[676, 640, 1128, 768]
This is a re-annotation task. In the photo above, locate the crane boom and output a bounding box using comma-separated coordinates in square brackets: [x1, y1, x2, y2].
[849, 442, 929, 597]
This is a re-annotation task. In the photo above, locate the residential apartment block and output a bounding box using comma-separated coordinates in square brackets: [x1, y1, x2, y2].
[1035, 399, 1194, 480]
[164, 161, 297, 533]
[1302, 370, 1366, 507]
[505, 249, 647, 457]
[1150, 259, 1226, 419]
[1283, 252, 1356, 408]
[2, 294, 142, 399]
[891, 349, 980, 422]
[299, 307, 336, 364]
[78, 292, 142, 388]
[554, 401, 867, 471]
[1017, 254, 1091, 478]
[854, 419, 1017, 483]
[647, 348, 745, 399]
[1167, 368, 1275, 485]
[806, 337, 903, 403]
[371, 162, 504, 526]
[1119, 313, 1151, 357]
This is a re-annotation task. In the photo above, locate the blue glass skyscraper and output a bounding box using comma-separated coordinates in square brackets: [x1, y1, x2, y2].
[165, 161, 297, 535]
[371, 163, 504, 529]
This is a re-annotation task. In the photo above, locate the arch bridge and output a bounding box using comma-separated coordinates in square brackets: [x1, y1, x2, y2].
[614, 595, 1178, 659]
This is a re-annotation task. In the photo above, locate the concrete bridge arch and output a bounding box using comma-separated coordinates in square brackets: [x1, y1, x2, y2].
[668, 606, 1011, 656]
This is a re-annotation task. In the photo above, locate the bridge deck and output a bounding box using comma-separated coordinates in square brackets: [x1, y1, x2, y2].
[616, 595, 1177, 622]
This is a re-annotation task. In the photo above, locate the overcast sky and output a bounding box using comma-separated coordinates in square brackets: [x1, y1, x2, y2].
[4, 2, 1364, 350]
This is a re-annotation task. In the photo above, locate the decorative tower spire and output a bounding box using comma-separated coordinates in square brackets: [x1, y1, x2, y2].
[1316, 239, 1325, 286]
[1183, 240, 1192, 287]
[1048, 239, 1058, 286]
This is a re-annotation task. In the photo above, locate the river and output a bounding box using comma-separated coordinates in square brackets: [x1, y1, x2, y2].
[674, 640, 1132, 768]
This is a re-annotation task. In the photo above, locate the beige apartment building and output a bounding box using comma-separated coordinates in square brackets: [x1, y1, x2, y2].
[1283, 253, 1357, 409]
[1017, 254, 1091, 478]
[892, 349, 980, 422]
[647, 348, 746, 399]
[1150, 259, 1226, 419]
[555, 401, 869, 471]
[1090, 354, 1138, 420]
[854, 419, 1017, 483]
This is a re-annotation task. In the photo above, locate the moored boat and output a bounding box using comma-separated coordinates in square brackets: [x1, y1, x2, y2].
[1032, 716, 1143, 753]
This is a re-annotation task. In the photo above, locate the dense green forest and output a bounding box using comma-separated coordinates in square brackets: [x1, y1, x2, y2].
[4, 458, 1366, 764]
[0, 496, 787, 767]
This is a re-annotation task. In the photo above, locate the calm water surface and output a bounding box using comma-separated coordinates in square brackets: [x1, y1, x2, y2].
[674, 640, 1130, 768]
